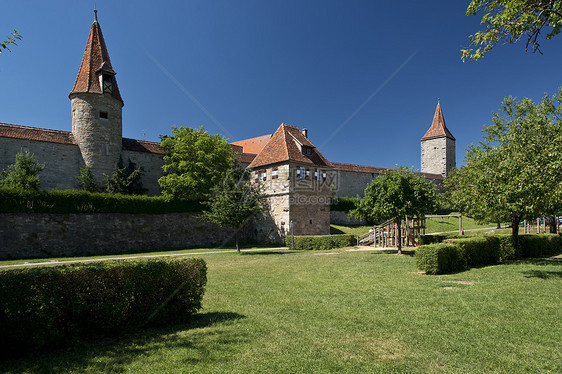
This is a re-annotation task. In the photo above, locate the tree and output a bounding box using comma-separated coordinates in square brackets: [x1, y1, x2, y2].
[76, 166, 100, 192]
[353, 167, 437, 254]
[104, 156, 147, 195]
[0, 150, 44, 190]
[462, 0, 562, 61]
[445, 90, 562, 256]
[201, 165, 265, 252]
[158, 126, 236, 201]
[1, 30, 22, 54]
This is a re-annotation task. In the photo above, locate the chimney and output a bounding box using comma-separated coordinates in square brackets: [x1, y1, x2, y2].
[301, 128, 308, 138]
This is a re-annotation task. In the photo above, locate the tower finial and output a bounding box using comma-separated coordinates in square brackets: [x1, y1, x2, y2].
[94, 5, 98, 22]
[438, 98, 440, 105]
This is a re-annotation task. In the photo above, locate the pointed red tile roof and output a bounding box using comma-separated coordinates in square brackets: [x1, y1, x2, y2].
[69, 19, 123, 104]
[421, 103, 455, 141]
[248, 123, 331, 169]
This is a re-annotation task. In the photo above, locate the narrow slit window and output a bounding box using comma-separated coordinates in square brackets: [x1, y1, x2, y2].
[99, 111, 108, 119]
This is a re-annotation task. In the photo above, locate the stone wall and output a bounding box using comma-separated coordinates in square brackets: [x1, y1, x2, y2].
[0, 136, 164, 195]
[0, 137, 83, 190]
[0, 212, 253, 260]
[420, 137, 455, 176]
[122, 150, 164, 195]
[332, 169, 376, 198]
[330, 211, 366, 225]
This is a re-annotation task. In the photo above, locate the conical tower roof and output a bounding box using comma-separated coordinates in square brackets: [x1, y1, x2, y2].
[69, 14, 123, 104]
[421, 102, 454, 141]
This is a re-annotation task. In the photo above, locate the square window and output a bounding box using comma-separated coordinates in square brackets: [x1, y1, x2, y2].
[99, 111, 108, 119]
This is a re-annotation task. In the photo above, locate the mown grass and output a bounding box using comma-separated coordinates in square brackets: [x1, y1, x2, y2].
[3, 249, 561, 373]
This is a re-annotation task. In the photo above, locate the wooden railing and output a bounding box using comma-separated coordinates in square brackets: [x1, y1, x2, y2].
[357, 216, 426, 248]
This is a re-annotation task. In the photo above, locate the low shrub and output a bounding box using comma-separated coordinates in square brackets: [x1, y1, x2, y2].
[0, 187, 203, 214]
[285, 234, 355, 250]
[416, 234, 562, 274]
[0, 258, 207, 358]
[444, 236, 501, 268]
[520, 234, 561, 258]
[418, 234, 453, 245]
[330, 197, 359, 212]
[415, 244, 463, 275]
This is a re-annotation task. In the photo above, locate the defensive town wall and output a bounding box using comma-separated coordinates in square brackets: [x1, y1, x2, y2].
[0, 137, 164, 195]
[0, 212, 260, 260]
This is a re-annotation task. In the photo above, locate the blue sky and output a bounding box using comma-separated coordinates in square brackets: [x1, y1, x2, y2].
[1, 1, 560, 170]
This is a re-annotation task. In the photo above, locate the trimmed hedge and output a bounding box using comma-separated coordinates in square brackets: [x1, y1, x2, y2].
[415, 243, 462, 275]
[0, 258, 207, 358]
[0, 187, 204, 214]
[331, 197, 359, 212]
[416, 234, 562, 274]
[285, 234, 355, 250]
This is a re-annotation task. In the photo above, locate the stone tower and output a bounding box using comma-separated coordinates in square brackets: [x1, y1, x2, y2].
[421, 101, 455, 176]
[69, 10, 123, 181]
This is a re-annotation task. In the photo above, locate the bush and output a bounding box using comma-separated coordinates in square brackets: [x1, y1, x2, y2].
[416, 234, 562, 274]
[444, 236, 501, 268]
[0, 187, 203, 214]
[418, 234, 452, 245]
[331, 197, 359, 212]
[0, 258, 207, 358]
[285, 234, 355, 250]
[415, 244, 463, 275]
[520, 234, 561, 257]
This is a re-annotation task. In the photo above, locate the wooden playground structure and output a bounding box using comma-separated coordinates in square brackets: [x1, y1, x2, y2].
[356, 213, 463, 248]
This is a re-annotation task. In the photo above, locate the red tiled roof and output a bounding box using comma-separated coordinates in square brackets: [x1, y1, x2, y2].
[421, 103, 455, 141]
[332, 162, 387, 174]
[69, 20, 123, 104]
[122, 138, 164, 154]
[230, 143, 257, 164]
[231, 134, 272, 154]
[248, 123, 331, 169]
[333, 161, 443, 180]
[0, 123, 164, 154]
[0, 123, 75, 144]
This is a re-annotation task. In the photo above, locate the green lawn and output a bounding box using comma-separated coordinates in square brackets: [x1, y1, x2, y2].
[3, 248, 561, 373]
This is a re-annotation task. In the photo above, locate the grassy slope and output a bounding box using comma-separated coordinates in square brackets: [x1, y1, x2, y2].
[333, 215, 511, 238]
[4, 249, 561, 373]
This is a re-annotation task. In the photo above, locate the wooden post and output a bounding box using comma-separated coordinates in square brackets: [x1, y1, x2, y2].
[459, 213, 464, 235]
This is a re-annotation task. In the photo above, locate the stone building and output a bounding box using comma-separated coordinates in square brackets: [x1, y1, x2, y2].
[0, 14, 456, 242]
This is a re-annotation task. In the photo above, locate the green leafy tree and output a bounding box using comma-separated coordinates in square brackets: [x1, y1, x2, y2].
[158, 126, 236, 201]
[0, 150, 44, 190]
[76, 166, 100, 192]
[353, 167, 437, 254]
[104, 156, 147, 195]
[445, 90, 562, 256]
[462, 0, 562, 61]
[1, 30, 22, 54]
[201, 165, 265, 252]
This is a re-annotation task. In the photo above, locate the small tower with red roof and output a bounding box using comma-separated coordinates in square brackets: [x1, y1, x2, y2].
[69, 9, 123, 181]
[421, 101, 455, 177]
[245, 124, 333, 241]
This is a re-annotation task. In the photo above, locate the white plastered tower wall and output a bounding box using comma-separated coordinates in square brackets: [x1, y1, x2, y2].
[420, 102, 456, 177]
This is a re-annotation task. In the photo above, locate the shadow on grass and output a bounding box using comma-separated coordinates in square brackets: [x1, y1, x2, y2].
[523, 269, 562, 279]
[330, 227, 346, 235]
[3, 311, 246, 373]
[369, 249, 416, 257]
[241, 251, 294, 256]
[516, 257, 562, 266]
